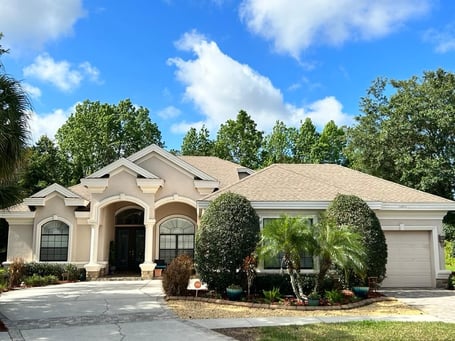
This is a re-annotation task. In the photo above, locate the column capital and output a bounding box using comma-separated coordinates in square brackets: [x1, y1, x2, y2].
[145, 219, 156, 228]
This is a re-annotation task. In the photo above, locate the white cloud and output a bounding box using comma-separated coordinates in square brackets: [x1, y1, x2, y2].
[0, 0, 85, 51]
[423, 24, 455, 53]
[239, 0, 431, 58]
[22, 83, 42, 99]
[168, 31, 352, 134]
[157, 106, 181, 119]
[23, 53, 100, 92]
[29, 104, 77, 143]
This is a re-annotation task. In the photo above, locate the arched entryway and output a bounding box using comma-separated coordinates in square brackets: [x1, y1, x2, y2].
[114, 208, 145, 273]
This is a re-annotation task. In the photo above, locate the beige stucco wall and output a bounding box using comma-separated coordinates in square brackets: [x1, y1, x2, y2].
[6, 224, 33, 262]
[73, 224, 90, 262]
[138, 155, 201, 201]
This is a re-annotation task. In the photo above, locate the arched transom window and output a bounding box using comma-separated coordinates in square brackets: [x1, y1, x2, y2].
[159, 217, 194, 264]
[40, 220, 69, 261]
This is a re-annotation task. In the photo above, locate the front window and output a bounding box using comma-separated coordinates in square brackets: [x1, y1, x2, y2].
[40, 220, 69, 261]
[159, 217, 194, 264]
[262, 217, 314, 270]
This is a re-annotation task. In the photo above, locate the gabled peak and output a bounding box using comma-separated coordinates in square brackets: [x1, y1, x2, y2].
[86, 157, 159, 179]
[127, 144, 217, 182]
[25, 183, 88, 207]
[31, 183, 80, 198]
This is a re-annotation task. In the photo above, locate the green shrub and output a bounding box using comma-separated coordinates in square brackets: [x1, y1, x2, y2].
[325, 194, 388, 285]
[25, 262, 63, 278]
[64, 263, 79, 281]
[162, 254, 193, 296]
[263, 287, 281, 303]
[253, 274, 316, 296]
[195, 192, 260, 292]
[443, 212, 455, 241]
[24, 274, 58, 287]
[325, 289, 344, 304]
[8, 258, 25, 288]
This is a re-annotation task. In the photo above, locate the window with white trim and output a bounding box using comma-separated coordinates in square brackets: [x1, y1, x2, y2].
[159, 217, 195, 264]
[40, 220, 69, 261]
[262, 217, 314, 270]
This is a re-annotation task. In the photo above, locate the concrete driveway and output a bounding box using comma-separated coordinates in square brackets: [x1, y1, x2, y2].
[0, 280, 231, 341]
[382, 289, 455, 323]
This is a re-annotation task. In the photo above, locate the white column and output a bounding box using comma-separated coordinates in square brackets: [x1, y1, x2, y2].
[143, 220, 155, 264]
[89, 224, 99, 265]
[84, 224, 102, 275]
[140, 220, 157, 279]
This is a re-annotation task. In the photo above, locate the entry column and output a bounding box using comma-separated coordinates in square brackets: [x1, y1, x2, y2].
[139, 219, 156, 279]
[84, 224, 102, 279]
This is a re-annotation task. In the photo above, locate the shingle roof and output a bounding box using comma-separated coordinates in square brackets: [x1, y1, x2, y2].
[179, 156, 249, 189]
[202, 164, 454, 203]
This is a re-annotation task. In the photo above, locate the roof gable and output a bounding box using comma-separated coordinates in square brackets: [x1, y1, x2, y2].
[24, 183, 88, 207]
[86, 157, 159, 179]
[127, 144, 217, 182]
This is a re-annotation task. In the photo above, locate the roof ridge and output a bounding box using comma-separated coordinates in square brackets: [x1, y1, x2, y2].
[200, 164, 277, 200]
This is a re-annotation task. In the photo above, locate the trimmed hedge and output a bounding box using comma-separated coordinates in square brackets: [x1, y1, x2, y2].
[195, 192, 260, 292]
[325, 194, 388, 285]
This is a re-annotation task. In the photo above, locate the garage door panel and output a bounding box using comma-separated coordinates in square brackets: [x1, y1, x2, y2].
[382, 231, 432, 288]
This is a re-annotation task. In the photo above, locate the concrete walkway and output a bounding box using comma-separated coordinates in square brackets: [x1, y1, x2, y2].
[0, 281, 453, 340]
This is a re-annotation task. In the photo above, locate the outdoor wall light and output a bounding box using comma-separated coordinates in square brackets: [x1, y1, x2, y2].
[438, 234, 445, 244]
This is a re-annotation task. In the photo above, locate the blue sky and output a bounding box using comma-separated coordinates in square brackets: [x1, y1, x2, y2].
[1, 0, 455, 150]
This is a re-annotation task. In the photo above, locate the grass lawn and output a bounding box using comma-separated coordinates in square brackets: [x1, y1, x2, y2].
[217, 321, 455, 341]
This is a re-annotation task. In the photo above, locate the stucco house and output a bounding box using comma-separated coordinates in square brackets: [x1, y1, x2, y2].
[1, 144, 453, 287]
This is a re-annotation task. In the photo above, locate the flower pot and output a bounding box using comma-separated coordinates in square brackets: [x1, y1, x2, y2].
[226, 287, 243, 301]
[352, 286, 369, 298]
[308, 299, 320, 306]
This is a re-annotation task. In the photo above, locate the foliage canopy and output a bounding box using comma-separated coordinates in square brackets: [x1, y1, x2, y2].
[195, 192, 260, 292]
[325, 194, 388, 284]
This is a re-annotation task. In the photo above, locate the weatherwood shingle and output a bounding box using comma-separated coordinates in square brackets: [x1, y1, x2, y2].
[202, 164, 453, 203]
[179, 156, 249, 189]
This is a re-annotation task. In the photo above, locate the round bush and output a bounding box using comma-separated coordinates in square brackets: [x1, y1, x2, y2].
[325, 194, 388, 284]
[195, 192, 260, 292]
[162, 254, 193, 296]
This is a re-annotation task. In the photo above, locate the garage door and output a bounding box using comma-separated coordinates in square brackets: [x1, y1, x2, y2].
[382, 231, 432, 287]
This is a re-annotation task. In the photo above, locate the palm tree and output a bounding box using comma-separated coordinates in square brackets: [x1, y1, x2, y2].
[0, 73, 31, 208]
[312, 219, 366, 292]
[258, 215, 314, 301]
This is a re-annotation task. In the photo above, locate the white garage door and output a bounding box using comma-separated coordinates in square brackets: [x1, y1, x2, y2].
[382, 231, 432, 287]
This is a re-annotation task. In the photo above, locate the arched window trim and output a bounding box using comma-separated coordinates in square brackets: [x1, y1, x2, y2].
[157, 215, 196, 265]
[115, 207, 145, 226]
[35, 216, 73, 262]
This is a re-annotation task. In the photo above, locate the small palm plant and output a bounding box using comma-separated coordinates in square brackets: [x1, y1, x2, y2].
[257, 215, 314, 302]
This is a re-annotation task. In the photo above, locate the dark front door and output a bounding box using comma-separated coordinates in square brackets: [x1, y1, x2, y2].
[115, 227, 145, 272]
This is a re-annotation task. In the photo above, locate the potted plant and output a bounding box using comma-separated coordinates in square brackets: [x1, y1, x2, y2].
[226, 284, 243, 301]
[307, 291, 320, 306]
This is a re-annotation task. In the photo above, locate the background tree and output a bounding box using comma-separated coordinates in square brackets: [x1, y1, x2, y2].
[292, 118, 319, 163]
[56, 99, 163, 182]
[181, 125, 214, 156]
[312, 120, 347, 164]
[214, 110, 264, 169]
[195, 192, 260, 292]
[325, 194, 388, 285]
[20, 136, 71, 195]
[346, 69, 455, 199]
[262, 120, 295, 166]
